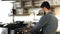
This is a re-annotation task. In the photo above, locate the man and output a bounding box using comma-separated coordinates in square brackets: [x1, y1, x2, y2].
[31, 1, 58, 34]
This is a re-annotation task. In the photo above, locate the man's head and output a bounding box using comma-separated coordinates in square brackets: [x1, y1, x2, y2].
[40, 1, 51, 13]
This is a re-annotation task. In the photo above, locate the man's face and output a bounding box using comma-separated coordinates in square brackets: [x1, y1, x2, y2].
[43, 7, 47, 12]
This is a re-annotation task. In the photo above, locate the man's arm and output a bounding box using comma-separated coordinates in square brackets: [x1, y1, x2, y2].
[31, 15, 51, 34]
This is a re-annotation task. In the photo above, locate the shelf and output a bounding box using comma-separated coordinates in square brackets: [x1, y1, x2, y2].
[13, 0, 60, 16]
[37, 14, 43, 16]
[10, 14, 30, 16]
[16, 14, 30, 16]
[52, 5, 60, 8]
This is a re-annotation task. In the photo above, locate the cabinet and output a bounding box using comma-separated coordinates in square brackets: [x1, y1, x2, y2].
[13, 0, 60, 16]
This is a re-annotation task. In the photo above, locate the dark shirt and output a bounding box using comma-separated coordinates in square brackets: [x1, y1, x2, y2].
[32, 12, 58, 34]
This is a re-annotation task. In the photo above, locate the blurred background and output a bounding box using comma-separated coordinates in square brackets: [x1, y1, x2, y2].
[0, 0, 60, 34]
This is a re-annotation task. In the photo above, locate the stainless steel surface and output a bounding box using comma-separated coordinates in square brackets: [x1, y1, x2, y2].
[0, 27, 8, 34]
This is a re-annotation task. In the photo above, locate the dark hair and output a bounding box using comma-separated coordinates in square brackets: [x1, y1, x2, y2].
[40, 1, 51, 10]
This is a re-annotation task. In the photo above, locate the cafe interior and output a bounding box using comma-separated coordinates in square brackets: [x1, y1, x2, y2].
[0, 0, 60, 34]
